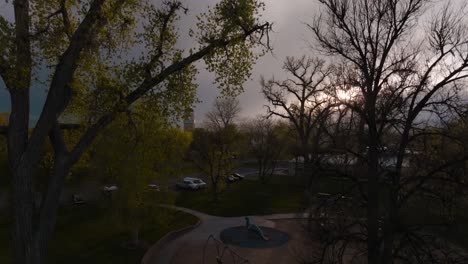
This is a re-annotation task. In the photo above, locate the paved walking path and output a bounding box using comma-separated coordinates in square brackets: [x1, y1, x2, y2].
[143, 206, 309, 264]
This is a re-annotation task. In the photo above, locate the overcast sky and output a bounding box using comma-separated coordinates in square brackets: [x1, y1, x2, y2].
[1, 0, 459, 126]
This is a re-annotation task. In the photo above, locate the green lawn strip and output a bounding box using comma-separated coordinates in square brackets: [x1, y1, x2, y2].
[0, 205, 198, 264]
[175, 177, 306, 216]
[400, 196, 468, 250]
[435, 216, 468, 250]
[0, 216, 13, 264]
[174, 175, 468, 252]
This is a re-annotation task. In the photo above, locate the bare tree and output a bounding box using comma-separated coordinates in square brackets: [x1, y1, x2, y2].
[307, 0, 468, 263]
[190, 128, 229, 201]
[241, 116, 286, 183]
[191, 97, 242, 200]
[206, 97, 241, 130]
[261, 56, 334, 184]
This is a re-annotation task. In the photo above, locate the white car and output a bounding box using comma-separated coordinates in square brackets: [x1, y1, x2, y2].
[148, 184, 160, 191]
[102, 185, 118, 192]
[176, 177, 207, 190]
[226, 175, 237, 183]
[232, 173, 245, 180]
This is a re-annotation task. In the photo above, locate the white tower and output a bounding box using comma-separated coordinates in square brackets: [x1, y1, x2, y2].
[183, 110, 195, 131]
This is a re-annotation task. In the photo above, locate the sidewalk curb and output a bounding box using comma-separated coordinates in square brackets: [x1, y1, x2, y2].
[141, 217, 201, 264]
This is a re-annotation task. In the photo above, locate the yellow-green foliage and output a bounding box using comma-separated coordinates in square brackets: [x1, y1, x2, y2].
[90, 110, 191, 232]
[0, 113, 8, 126]
[2, 0, 269, 124]
[195, 0, 268, 96]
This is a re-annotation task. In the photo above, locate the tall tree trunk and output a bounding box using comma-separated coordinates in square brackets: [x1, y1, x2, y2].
[367, 142, 381, 264]
[301, 137, 313, 187]
[35, 158, 71, 263]
[367, 103, 381, 264]
[9, 0, 33, 262]
[11, 165, 37, 264]
[383, 130, 410, 264]
[258, 158, 264, 183]
[383, 188, 397, 264]
[212, 180, 218, 201]
[11, 155, 71, 264]
[7, 0, 109, 262]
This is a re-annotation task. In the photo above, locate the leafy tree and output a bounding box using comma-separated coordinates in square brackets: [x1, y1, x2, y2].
[0, 0, 270, 262]
[0, 113, 8, 126]
[190, 123, 239, 201]
[91, 110, 191, 247]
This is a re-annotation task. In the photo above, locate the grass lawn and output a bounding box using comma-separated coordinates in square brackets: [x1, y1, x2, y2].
[175, 176, 307, 217]
[436, 214, 468, 249]
[399, 196, 468, 250]
[0, 204, 198, 264]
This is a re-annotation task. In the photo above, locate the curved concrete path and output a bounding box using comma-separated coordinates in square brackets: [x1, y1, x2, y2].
[144, 206, 308, 264]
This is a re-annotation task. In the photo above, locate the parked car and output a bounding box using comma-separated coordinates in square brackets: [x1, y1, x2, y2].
[176, 177, 206, 190]
[232, 173, 245, 180]
[226, 175, 237, 183]
[102, 185, 118, 197]
[147, 184, 160, 191]
[72, 194, 86, 205]
[102, 185, 118, 192]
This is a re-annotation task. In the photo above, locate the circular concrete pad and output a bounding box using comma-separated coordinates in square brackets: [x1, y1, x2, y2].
[220, 226, 290, 248]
